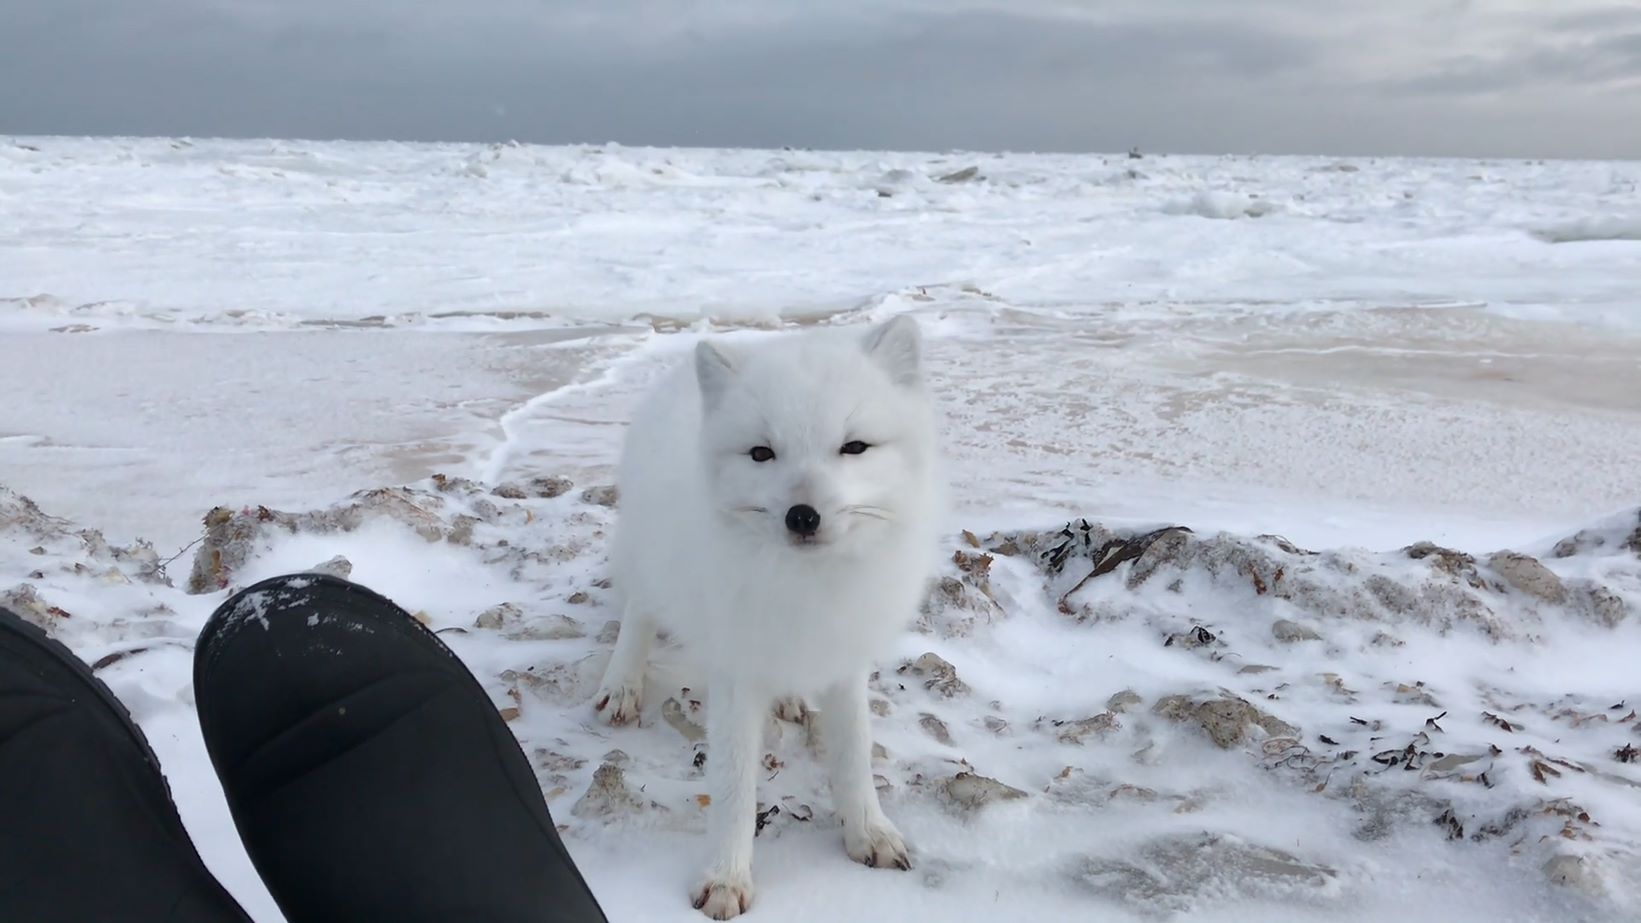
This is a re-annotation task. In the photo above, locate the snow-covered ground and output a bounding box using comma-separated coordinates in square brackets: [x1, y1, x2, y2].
[2, 135, 1639, 922]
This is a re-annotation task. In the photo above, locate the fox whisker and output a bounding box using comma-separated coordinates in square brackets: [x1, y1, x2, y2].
[843, 505, 894, 522]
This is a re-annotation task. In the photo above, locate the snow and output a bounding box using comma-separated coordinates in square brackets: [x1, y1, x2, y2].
[2, 134, 1640, 922]
[1532, 215, 1641, 245]
[1164, 189, 1279, 219]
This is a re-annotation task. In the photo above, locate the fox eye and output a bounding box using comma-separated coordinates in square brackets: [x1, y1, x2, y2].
[749, 446, 776, 462]
[839, 440, 871, 455]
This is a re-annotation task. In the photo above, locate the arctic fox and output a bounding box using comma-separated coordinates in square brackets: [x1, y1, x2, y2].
[594, 316, 943, 919]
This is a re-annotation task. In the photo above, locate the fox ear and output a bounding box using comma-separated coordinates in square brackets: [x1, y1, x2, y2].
[862, 315, 922, 386]
[694, 339, 737, 409]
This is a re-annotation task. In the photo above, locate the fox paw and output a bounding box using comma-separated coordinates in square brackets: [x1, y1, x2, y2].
[845, 817, 911, 871]
[593, 682, 642, 726]
[773, 695, 812, 724]
[692, 873, 754, 920]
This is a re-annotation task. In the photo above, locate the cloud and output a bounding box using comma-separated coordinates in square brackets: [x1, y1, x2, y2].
[1548, 5, 1641, 34]
[0, 0, 1636, 158]
[1387, 31, 1641, 97]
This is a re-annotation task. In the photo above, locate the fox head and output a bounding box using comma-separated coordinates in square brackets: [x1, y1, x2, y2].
[692, 316, 940, 554]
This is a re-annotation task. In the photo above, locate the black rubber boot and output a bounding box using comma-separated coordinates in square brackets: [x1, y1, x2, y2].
[194, 573, 608, 923]
[0, 607, 253, 923]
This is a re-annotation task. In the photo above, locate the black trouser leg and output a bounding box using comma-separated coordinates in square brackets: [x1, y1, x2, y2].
[194, 574, 609, 923]
[0, 607, 254, 923]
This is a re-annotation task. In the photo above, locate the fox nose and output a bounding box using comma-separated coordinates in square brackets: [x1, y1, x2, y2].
[784, 504, 822, 537]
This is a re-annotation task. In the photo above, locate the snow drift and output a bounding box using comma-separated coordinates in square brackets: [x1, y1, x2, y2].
[5, 479, 1639, 922]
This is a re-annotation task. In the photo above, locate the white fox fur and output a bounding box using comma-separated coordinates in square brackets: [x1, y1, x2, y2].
[594, 315, 943, 919]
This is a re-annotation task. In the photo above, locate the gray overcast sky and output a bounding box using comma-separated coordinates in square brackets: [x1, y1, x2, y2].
[3, 0, 1639, 159]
